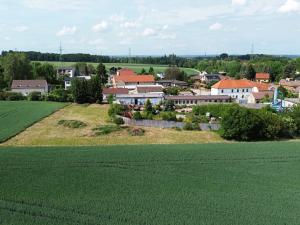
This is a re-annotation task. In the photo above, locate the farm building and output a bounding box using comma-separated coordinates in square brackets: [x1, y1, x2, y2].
[191, 73, 221, 84]
[165, 95, 231, 106]
[11, 80, 48, 96]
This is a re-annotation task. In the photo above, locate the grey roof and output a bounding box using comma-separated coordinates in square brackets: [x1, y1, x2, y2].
[165, 95, 231, 101]
[157, 80, 188, 85]
[11, 80, 48, 89]
[284, 98, 300, 104]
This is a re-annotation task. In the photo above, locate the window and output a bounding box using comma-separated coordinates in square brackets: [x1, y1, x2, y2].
[221, 89, 224, 93]
[231, 89, 234, 93]
[237, 89, 239, 93]
[242, 89, 244, 92]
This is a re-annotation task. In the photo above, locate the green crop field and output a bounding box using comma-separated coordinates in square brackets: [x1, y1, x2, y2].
[34, 61, 200, 76]
[0, 101, 68, 143]
[1, 142, 300, 225]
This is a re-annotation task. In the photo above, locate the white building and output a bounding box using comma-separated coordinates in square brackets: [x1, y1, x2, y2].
[211, 80, 272, 104]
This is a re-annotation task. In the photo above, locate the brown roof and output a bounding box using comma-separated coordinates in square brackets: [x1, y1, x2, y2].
[103, 88, 129, 95]
[115, 75, 155, 83]
[256, 73, 270, 80]
[11, 80, 48, 89]
[251, 91, 273, 100]
[165, 95, 231, 101]
[136, 86, 163, 93]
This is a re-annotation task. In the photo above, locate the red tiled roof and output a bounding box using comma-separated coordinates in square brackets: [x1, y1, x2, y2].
[253, 82, 271, 92]
[212, 80, 255, 89]
[11, 80, 48, 89]
[117, 68, 136, 76]
[115, 75, 155, 83]
[256, 73, 270, 80]
[103, 88, 129, 95]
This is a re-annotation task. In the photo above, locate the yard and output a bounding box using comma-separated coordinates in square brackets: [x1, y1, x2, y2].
[2, 104, 223, 146]
[1, 142, 300, 225]
[34, 61, 200, 76]
[0, 101, 68, 143]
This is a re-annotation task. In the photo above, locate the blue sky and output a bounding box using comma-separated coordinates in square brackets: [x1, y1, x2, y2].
[0, 0, 300, 55]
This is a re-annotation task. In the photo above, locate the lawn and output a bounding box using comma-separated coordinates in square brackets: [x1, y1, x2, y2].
[0, 101, 68, 143]
[34, 61, 200, 76]
[1, 142, 300, 225]
[2, 104, 223, 146]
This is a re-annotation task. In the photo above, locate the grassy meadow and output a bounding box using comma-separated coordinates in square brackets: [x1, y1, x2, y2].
[1, 142, 300, 225]
[0, 101, 68, 143]
[34, 61, 200, 76]
[3, 104, 223, 146]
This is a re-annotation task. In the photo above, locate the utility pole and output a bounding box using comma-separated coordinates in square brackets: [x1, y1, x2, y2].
[251, 43, 254, 60]
[128, 47, 132, 64]
[59, 42, 63, 62]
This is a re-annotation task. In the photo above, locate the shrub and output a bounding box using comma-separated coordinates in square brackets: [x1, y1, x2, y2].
[58, 120, 87, 128]
[107, 94, 115, 104]
[133, 111, 143, 120]
[164, 100, 175, 111]
[161, 112, 177, 121]
[183, 122, 200, 131]
[108, 104, 125, 117]
[93, 125, 121, 135]
[128, 128, 145, 136]
[6, 92, 25, 101]
[193, 104, 235, 118]
[113, 117, 125, 125]
[46, 89, 73, 102]
[28, 92, 42, 101]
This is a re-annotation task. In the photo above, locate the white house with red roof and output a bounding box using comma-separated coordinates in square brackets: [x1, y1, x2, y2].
[211, 79, 272, 103]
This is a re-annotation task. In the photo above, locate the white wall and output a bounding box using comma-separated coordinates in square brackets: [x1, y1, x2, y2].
[211, 87, 252, 103]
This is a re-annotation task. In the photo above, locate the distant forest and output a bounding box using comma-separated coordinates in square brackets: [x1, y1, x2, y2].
[1, 50, 293, 68]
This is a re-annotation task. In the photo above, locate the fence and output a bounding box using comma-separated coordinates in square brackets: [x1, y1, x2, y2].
[120, 117, 220, 131]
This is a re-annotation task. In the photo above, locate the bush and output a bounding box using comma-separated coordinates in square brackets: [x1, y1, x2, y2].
[113, 117, 125, 125]
[183, 122, 200, 131]
[28, 92, 42, 101]
[108, 104, 125, 117]
[161, 112, 177, 121]
[128, 127, 145, 136]
[93, 125, 121, 135]
[46, 89, 73, 102]
[133, 111, 143, 120]
[58, 120, 87, 129]
[193, 104, 235, 118]
[6, 92, 25, 101]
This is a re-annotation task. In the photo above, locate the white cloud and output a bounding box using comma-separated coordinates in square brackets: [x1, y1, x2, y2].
[4, 36, 11, 41]
[209, 23, 224, 31]
[120, 21, 139, 29]
[278, 0, 300, 13]
[92, 21, 109, 32]
[12, 26, 29, 32]
[142, 28, 156, 37]
[56, 26, 77, 36]
[232, 0, 247, 6]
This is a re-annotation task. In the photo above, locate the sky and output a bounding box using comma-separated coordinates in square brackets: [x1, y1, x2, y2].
[0, 0, 300, 55]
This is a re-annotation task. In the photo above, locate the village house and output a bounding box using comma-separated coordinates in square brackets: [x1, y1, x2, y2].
[279, 79, 300, 93]
[11, 80, 48, 96]
[191, 73, 221, 84]
[64, 76, 91, 90]
[112, 75, 156, 89]
[211, 79, 272, 104]
[165, 95, 231, 106]
[57, 67, 75, 78]
[255, 73, 270, 83]
[248, 91, 274, 104]
[102, 87, 129, 102]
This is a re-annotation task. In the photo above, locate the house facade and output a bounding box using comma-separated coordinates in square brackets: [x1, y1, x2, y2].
[102, 88, 129, 102]
[116, 93, 164, 105]
[211, 80, 254, 103]
[112, 75, 156, 89]
[165, 95, 231, 106]
[57, 67, 75, 78]
[11, 80, 48, 96]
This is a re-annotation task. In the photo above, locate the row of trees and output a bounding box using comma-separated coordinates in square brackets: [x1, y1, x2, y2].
[197, 58, 300, 82]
